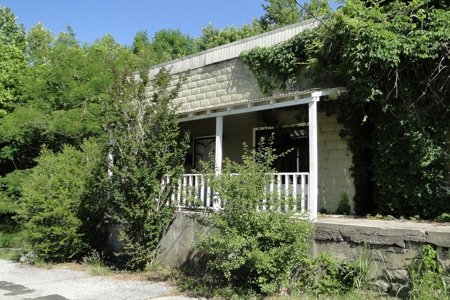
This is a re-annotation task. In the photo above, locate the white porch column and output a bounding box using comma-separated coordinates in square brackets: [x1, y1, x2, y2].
[215, 116, 223, 173]
[308, 94, 319, 221]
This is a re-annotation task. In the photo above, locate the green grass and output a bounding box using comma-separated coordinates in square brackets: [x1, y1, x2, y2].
[0, 248, 22, 261]
[273, 290, 396, 299]
[173, 271, 398, 300]
[0, 222, 29, 249]
[0, 222, 30, 263]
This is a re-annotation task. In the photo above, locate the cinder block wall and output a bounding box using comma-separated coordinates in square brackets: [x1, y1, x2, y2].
[317, 112, 354, 214]
[169, 59, 262, 113]
[154, 58, 317, 114]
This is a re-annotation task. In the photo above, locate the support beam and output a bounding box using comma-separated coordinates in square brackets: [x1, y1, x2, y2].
[215, 116, 223, 173]
[308, 95, 319, 221]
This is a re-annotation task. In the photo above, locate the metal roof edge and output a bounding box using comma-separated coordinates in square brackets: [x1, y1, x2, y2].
[146, 17, 324, 76]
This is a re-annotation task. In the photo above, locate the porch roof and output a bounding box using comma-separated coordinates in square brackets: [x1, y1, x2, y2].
[177, 87, 342, 122]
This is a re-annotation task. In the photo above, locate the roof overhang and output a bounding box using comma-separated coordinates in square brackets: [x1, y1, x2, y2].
[177, 88, 343, 122]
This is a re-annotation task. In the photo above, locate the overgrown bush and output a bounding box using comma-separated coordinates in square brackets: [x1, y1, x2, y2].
[194, 137, 314, 295]
[107, 67, 189, 271]
[19, 138, 108, 262]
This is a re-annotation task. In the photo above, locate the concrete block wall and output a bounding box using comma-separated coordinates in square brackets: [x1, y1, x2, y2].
[152, 58, 321, 115]
[317, 112, 355, 214]
[168, 59, 262, 114]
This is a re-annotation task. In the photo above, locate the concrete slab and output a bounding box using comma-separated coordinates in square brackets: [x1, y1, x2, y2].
[315, 216, 450, 248]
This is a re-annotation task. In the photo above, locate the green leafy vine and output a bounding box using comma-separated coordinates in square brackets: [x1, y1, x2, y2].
[239, 0, 450, 218]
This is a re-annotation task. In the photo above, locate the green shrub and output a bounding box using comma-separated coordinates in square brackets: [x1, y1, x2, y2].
[19, 138, 108, 262]
[0, 169, 31, 229]
[194, 137, 314, 295]
[435, 212, 450, 223]
[336, 193, 351, 215]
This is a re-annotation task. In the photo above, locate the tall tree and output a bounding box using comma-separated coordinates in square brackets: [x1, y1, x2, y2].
[197, 19, 263, 51]
[259, 0, 332, 31]
[259, 0, 302, 31]
[0, 6, 26, 116]
[151, 28, 197, 61]
[132, 30, 151, 54]
[26, 21, 53, 64]
[107, 66, 189, 270]
[0, 6, 25, 51]
[298, 0, 332, 20]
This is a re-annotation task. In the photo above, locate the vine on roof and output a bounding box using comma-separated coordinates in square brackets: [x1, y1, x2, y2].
[239, 0, 450, 219]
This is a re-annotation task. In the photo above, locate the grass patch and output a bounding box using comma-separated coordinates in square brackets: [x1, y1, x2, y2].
[271, 290, 396, 299]
[0, 225, 28, 249]
[174, 271, 258, 300]
[173, 271, 397, 300]
[0, 248, 22, 261]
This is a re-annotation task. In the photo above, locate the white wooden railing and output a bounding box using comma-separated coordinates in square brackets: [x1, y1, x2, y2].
[163, 172, 310, 214]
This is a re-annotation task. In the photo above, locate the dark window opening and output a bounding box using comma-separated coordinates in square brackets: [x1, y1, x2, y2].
[193, 136, 215, 171]
[255, 126, 309, 173]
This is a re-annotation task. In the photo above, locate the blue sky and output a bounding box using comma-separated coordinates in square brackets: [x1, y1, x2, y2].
[3, 0, 339, 46]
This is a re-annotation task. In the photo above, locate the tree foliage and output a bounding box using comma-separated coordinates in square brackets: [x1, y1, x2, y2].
[197, 20, 264, 51]
[260, 0, 302, 30]
[0, 6, 26, 116]
[259, 0, 331, 31]
[152, 28, 198, 60]
[107, 67, 189, 270]
[299, 0, 333, 21]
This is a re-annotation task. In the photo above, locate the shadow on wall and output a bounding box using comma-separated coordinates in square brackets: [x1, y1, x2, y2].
[156, 211, 216, 275]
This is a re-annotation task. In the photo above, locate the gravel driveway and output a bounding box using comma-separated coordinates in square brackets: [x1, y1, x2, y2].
[0, 259, 177, 300]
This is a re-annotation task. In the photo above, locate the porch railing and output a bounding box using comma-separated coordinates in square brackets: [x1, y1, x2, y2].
[163, 172, 310, 214]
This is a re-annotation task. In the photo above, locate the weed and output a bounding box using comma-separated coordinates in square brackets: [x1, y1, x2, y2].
[366, 214, 396, 220]
[293, 242, 384, 297]
[336, 193, 351, 215]
[319, 208, 328, 215]
[33, 257, 54, 269]
[82, 250, 112, 276]
[400, 244, 450, 299]
[174, 271, 262, 300]
[409, 215, 420, 221]
[82, 250, 104, 266]
[0, 248, 22, 261]
[0, 224, 28, 249]
[435, 212, 450, 222]
[276, 290, 392, 299]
